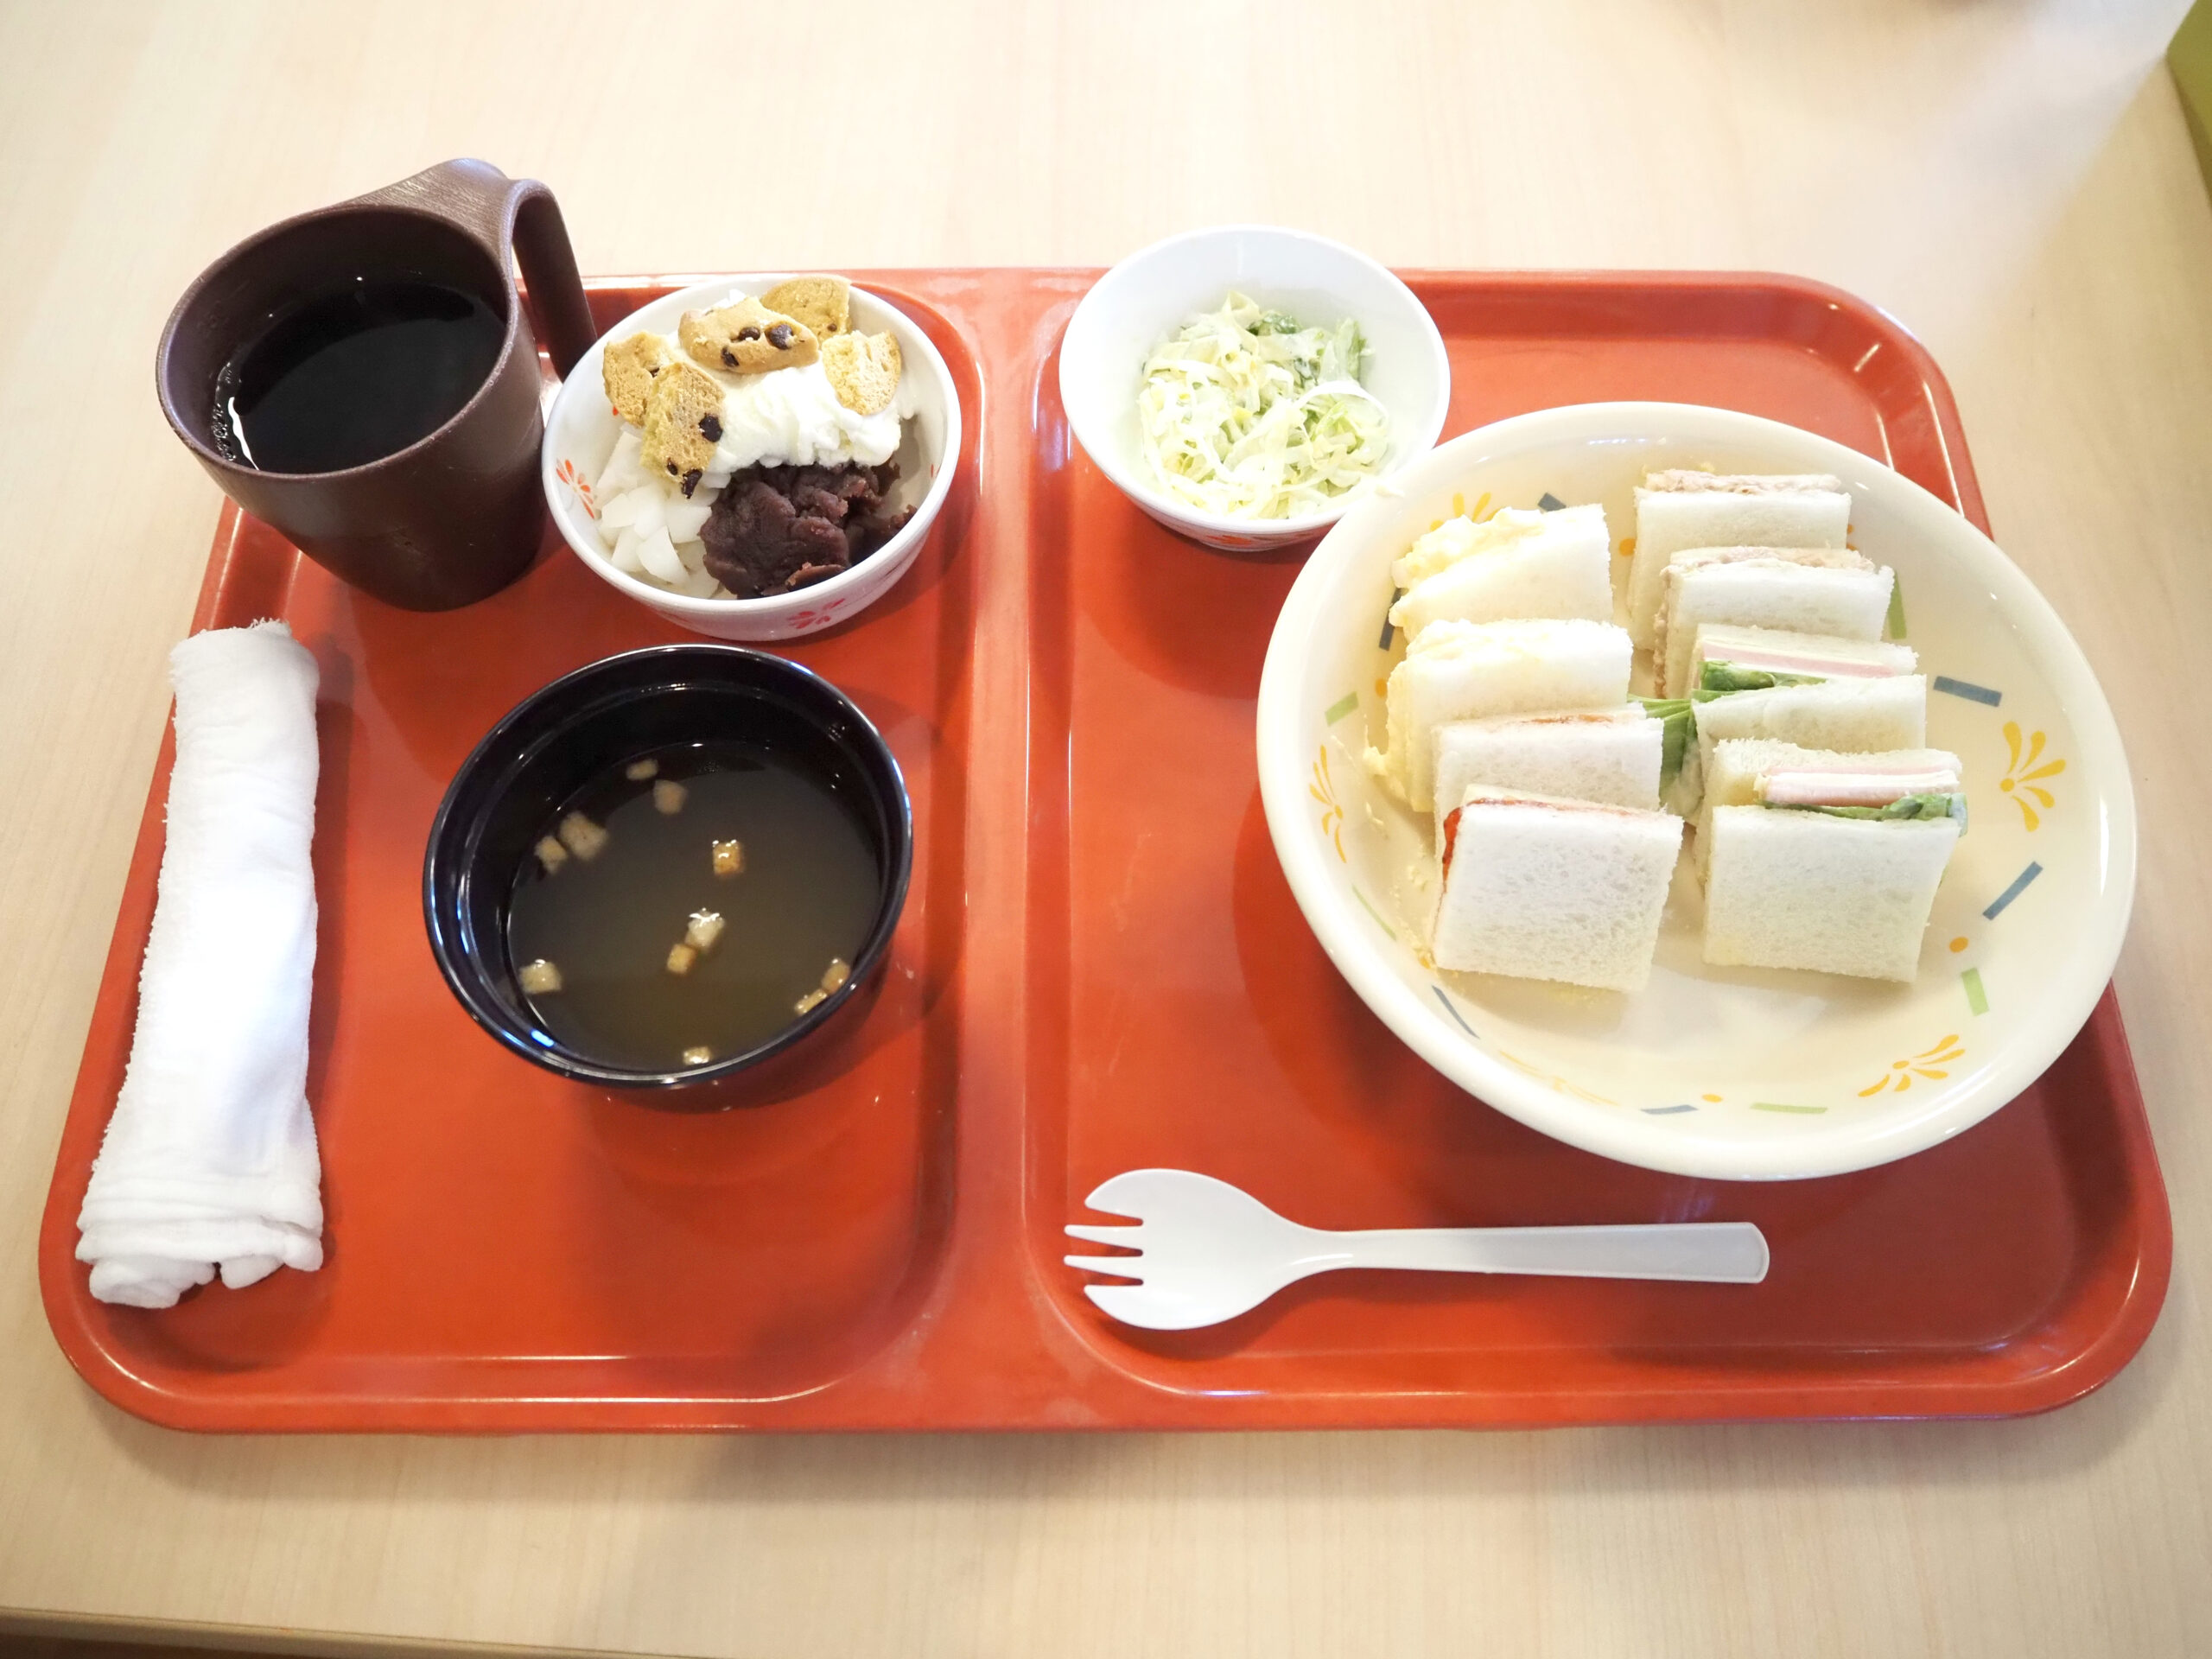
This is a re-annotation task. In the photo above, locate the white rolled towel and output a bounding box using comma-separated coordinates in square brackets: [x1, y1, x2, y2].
[75, 620, 325, 1308]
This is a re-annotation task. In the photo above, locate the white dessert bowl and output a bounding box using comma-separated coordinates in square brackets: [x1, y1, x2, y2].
[543, 276, 962, 642]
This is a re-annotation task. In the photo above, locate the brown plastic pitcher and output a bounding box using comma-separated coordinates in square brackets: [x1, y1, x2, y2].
[156, 159, 598, 611]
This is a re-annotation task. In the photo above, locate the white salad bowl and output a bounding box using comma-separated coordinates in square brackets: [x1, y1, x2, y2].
[1058, 225, 1450, 552]
[1255, 402, 2136, 1181]
[543, 276, 962, 642]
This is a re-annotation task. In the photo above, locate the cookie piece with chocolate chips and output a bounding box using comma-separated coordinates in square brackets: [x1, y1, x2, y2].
[601, 332, 671, 425]
[678, 299, 819, 376]
[639, 357, 728, 498]
[761, 276, 852, 340]
[821, 330, 903, 416]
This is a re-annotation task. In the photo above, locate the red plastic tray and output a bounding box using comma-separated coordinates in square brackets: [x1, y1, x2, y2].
[41, 270, 2171, 1430]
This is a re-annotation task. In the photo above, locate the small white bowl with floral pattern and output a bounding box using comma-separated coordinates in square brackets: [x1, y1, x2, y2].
[542, 276, 962, 642]
[1256, 403, 2136, 1181]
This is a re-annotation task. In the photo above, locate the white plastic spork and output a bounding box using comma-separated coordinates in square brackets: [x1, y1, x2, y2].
[1065, 1169, 1770, 1330]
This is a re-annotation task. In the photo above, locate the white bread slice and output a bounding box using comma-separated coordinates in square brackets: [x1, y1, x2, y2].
[1387, 504, 1612, 635]
[1691, 623, 1917, 685]
[1696, 738, 1809, 877]
[1433, 788, 1684, 991]
[1431, 706, 1662, 818]
[1626, 473, 1851, 646]
[1367, 618, 1632, 810]
[1702, 806, 1961, 981]
[1696, 738, 1961, 878]
[1692, 677, 1929, 800]
[1655, 550, 1893, 696]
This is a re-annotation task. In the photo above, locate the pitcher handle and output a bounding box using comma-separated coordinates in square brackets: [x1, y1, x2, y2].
[355, 158, 597, 377]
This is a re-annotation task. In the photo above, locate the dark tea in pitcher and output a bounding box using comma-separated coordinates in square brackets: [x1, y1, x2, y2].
[208, 276, 505, 474]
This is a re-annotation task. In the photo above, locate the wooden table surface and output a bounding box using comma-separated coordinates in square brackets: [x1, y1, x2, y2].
[3, 2, 2208, 1654]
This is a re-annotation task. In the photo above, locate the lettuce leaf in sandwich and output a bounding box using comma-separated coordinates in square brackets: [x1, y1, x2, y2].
[1770, 791, 1967, 827]
[1639, 692, 1731, 788]
[1698, 661, 1826, 693]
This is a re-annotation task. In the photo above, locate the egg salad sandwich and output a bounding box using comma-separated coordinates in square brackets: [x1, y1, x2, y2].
[1653, 548, 1895, 696]
[1368, 618, 1632, 811]
[1625, 471, 1853, 647]
[1386, 504, 1614, 639]
[1429, 706, 1664, 820]
[1433, 787, 1684, 991]
[1700, 741, 1965, 982]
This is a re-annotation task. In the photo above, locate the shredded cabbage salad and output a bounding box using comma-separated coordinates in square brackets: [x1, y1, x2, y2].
[1135, 291, 1389, 519]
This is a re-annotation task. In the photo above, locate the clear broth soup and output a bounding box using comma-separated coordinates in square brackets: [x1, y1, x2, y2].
[506, 742, 882, 1071]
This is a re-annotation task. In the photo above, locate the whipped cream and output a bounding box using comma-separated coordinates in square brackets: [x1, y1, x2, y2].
[705, 359, 906, 474]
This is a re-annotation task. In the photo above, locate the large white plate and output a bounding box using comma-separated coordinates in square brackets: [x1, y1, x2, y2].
[1255, 403, 2135, 1180]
